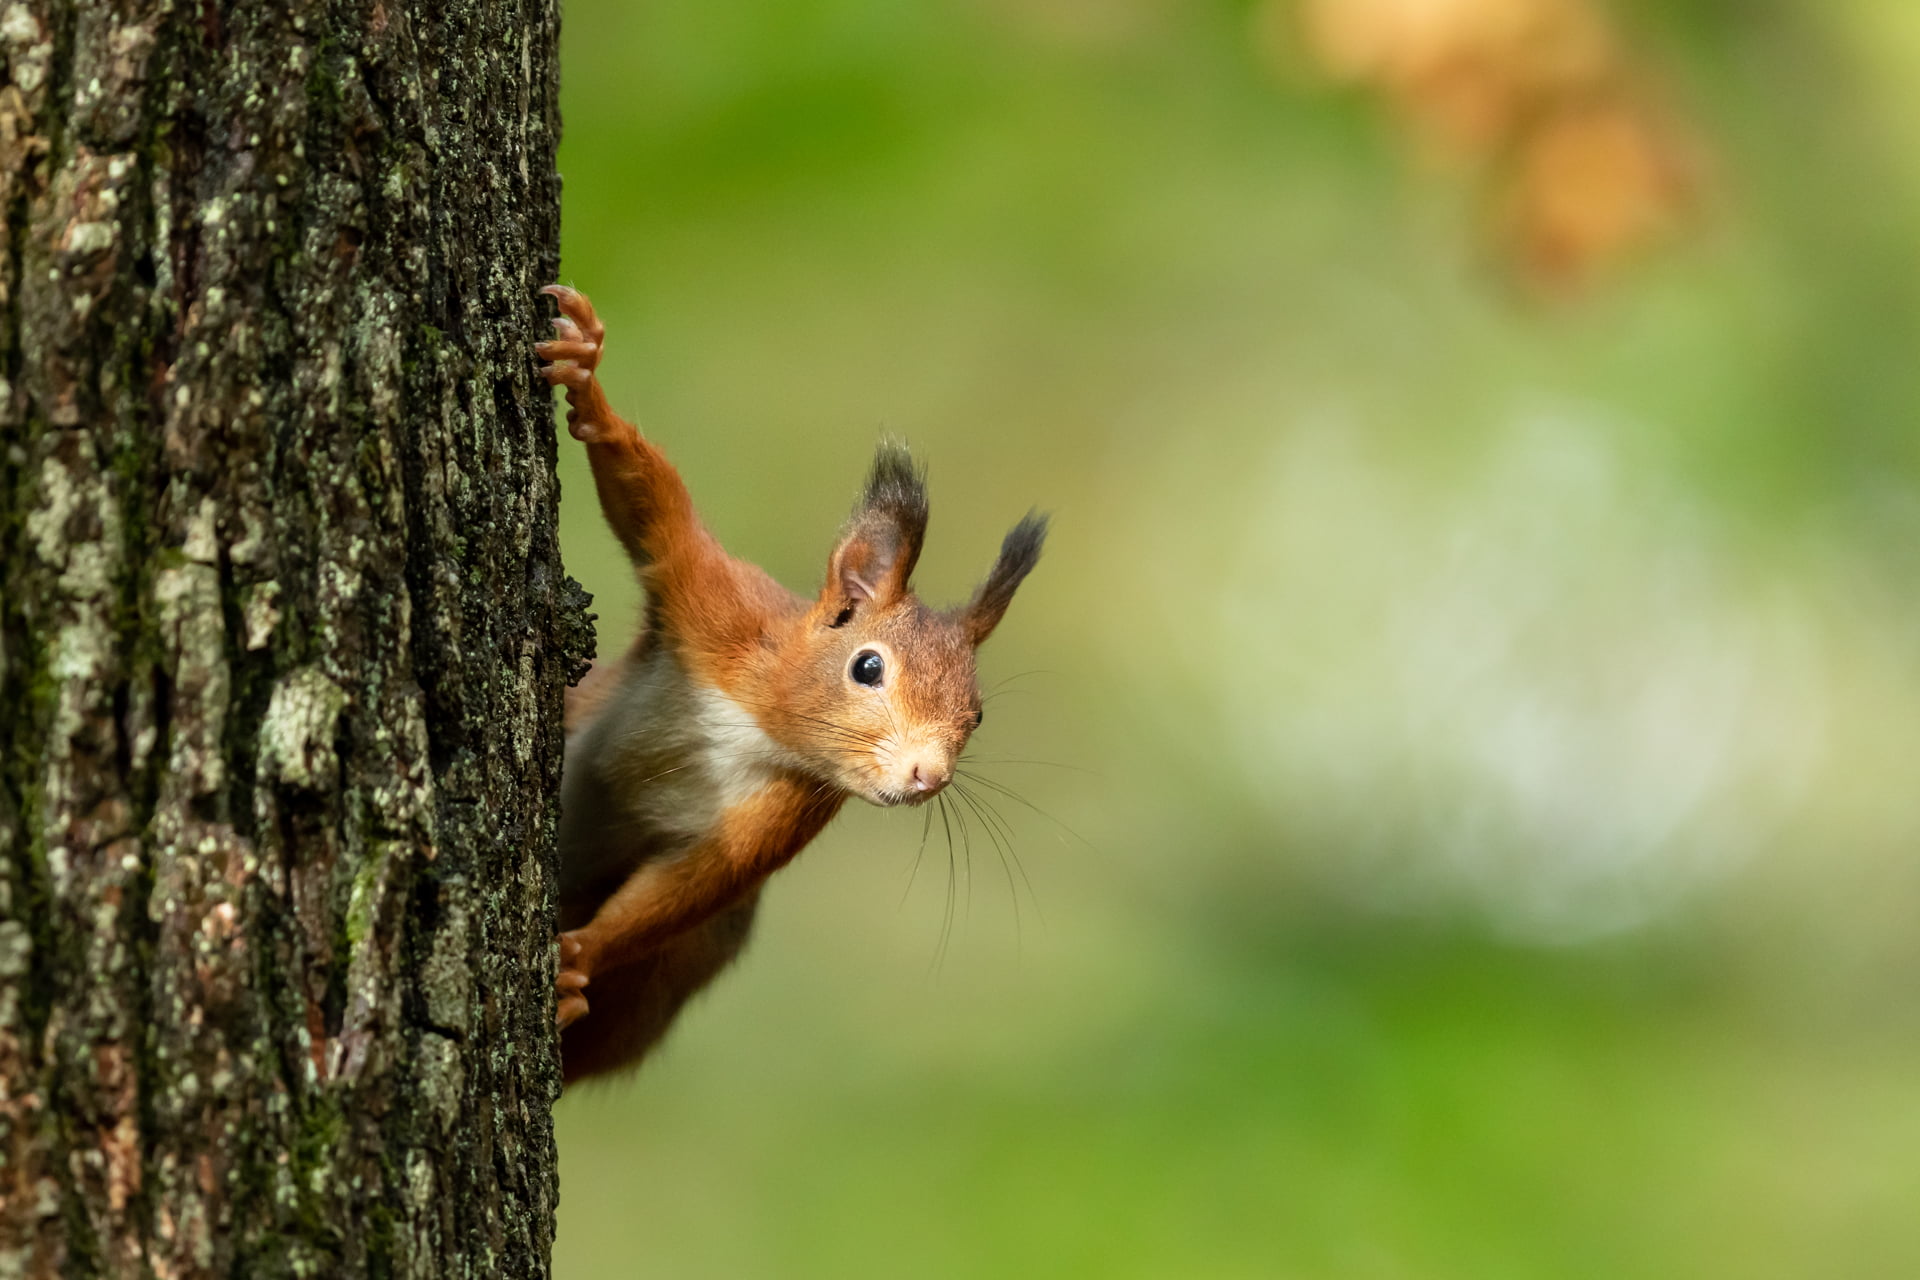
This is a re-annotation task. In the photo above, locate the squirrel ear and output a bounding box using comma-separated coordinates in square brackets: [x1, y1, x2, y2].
[822, 441, 928, 623]
[961, 512, 1048, 646]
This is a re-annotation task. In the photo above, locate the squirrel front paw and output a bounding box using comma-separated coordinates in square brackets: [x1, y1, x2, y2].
[536, 285, 615, 443]
[556, 931, 592, 1029]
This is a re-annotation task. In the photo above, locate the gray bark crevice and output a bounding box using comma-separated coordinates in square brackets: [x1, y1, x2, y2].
[0, 2, 578, 1275]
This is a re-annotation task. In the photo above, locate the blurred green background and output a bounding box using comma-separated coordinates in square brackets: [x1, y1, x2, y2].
[548, 2, 1920, 1276]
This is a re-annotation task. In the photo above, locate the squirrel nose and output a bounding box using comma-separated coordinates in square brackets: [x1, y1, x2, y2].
[911, 763, 951, 794]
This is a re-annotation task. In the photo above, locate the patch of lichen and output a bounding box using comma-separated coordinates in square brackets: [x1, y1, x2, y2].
[229, 1096, 351, 1276]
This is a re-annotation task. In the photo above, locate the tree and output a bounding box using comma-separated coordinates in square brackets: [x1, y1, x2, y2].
[0, 2, 579, 1274]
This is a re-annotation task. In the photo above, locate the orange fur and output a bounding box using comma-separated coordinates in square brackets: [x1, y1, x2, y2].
[564, 776, 843, 980]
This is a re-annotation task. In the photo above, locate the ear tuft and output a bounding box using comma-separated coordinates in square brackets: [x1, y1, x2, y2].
[859, 439, 929, 551]
[822, 439, 930, 617]
[962, 511, 1048, 645]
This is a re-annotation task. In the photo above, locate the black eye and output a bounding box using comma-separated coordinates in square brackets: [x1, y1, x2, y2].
[850, 651, 885, 687]
[972, 709, 984, 729]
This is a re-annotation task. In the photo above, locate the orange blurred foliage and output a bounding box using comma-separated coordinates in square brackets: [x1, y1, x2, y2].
[1281, 0, 1701, 292]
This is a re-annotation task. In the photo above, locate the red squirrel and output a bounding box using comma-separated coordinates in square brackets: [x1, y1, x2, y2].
[535, 286, 1047, 1083]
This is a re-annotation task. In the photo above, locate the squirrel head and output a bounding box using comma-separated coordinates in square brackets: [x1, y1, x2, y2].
[765, 442, 1047, 807]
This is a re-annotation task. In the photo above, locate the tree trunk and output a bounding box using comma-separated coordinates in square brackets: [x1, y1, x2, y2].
[0, 1, 579, 1275]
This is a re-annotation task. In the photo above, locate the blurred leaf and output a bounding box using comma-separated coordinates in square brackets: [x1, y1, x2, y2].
[1284, 0, 1700, 292]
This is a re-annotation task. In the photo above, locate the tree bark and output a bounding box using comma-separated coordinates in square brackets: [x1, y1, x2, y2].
[0, 1, 579, 1275]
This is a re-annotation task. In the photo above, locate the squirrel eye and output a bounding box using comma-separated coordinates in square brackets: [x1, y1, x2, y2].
[972, 709, 984, 729]
[850, 650, 885, 687]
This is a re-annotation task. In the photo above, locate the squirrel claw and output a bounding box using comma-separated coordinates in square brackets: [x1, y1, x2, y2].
[541, 363, 593, 392]
[556, 968, 590, 1027]
[536, 286, 606, 398]
[539, 285, 605, 344]
[534, 339, 599, 363]
[556, 930, 592, 1027]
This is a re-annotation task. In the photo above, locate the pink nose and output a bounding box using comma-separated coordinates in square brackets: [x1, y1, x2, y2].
[911, 764, 951, 794]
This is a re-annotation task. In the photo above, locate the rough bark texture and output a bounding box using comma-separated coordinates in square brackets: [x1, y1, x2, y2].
[0, 1, 580, 1275]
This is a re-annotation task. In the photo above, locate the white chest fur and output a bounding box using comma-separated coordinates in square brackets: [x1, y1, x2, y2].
[558, 649, 806, 915]
[684, 681, 802, 811]
[560, 647, 796, 890]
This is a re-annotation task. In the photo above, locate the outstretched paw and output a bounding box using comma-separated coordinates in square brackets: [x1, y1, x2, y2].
[536, 284, 604, 379]
[556, 931, 592, 1029]
[536, 285, 615, 443]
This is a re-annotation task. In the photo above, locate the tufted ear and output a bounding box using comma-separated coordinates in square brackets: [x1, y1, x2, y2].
[822, 441, 928, 623]
[960, 512, 1047, 645]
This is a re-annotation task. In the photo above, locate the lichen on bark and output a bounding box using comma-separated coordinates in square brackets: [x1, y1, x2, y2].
[0, 1, 576, 1275]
